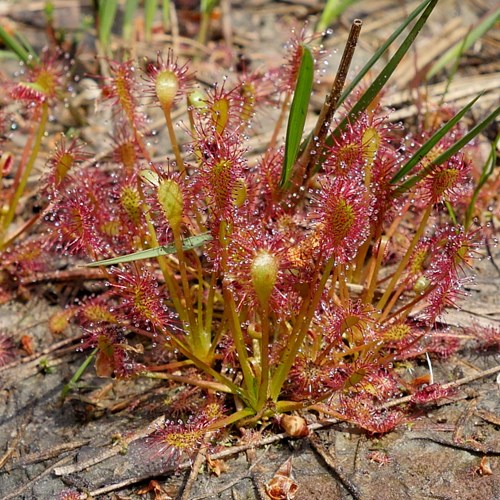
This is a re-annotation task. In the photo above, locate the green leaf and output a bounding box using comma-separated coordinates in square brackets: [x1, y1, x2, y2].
[433, 104, 500, 165]
[98, 0, 118, 51]
[123, 0, 139, 41]
[337, 0, 436, 109]
[86, 233, 213, 267]
[162, 0, 171, 30]
[280, 45, 314, 188]
[201, 0, 219, 14]
[316, 0, 359, 33]
[61, 348, 98, 398]
[0, 25, 36, 65]
[465, 134, 497, 229]
[427, 9, 500, 80]
[390, 93, 482, 184]
[145, 0, 159, 41]
[395, 103, 500, 194]
[330, 0, 439, 142]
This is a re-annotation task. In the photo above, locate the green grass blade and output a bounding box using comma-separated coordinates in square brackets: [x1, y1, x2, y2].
[0, 25, 33, 65]
[201, 0, 219, 14]
[338, 0, 435, 108]
[86, 233, 213, 267]
[145, 0, 159, 41]
[427, 9, 500, 80]
[433, 104, 500, 165]
[330, 0, 438, 141]
[123, 0, 139, 41]
[316, 0, 359, 33]
[390, 93, 482, 184]
[162, 0, 171, 30]
[395, 103, 500, 194]
[280, 45, 314, 188]
[465, 134, 497, 229]
[61, 347, 98, 398]
[98, 0, 118, 51]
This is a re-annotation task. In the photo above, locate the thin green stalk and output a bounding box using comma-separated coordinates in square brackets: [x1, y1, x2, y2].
[270, 256, 335, 400]
[141, 211, 188, 325]
[162, 105, 186, 175]
[167, 333, 245, 400]
[205, 408, 256, 431]
[142, 371, 232, 392]
[198, 12, 211, 46]
[223, 287, 257, 408]
[363, 236, 389, 304]
[352, 234, 372, 283]
[204, 271, 217, 333]
[256, 302, 271, 410]
[0, 102, 49, 246]
[378, 278, 410, 323]
[172, 227, 200, 354]
[376, 204, 433, 312]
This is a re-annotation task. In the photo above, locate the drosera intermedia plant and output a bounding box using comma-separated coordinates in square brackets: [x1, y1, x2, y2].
[2, 0, 498, 464]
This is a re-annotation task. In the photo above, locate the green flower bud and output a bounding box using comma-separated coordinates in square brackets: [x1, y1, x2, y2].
[250, 250, 279, 306]
[157, 179, 184, 231]
[155, 70, 179, 109]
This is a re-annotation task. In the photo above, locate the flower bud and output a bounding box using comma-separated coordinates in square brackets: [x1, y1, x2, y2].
[187, 89, 207, 112]
[413, 276, 430, 294]
[250, 250, 279, 306]
[155, 70, 179, 109]
[157, 179, 184, 231]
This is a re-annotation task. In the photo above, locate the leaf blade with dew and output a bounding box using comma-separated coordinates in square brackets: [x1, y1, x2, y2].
[427, 9, 500, 80]
[329, 0, 439, 144]
[390, 93, 482, 184]
[316, 0, 359, 33]
[98, 0, 119, 52]
[280, 44, 314, 188]
[395, 103, 500, 195]
[86, 233, 213, 267]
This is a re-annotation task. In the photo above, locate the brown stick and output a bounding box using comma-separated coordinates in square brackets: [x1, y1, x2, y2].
[379, 364, 500, 410]
[295, 19, 363, 182]
[309, 432, 361, 500]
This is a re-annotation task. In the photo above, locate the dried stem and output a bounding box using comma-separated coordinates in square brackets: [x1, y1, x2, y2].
[295, 19, 363, 182]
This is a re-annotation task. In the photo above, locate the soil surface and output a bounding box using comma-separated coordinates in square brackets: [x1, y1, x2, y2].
[0, 1, 499, 499]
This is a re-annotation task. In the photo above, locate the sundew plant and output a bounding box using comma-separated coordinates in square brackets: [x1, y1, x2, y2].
[0, 0, 498, 462]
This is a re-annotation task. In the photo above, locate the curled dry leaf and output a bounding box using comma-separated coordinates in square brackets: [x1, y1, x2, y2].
[265, 457, 299, 500]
